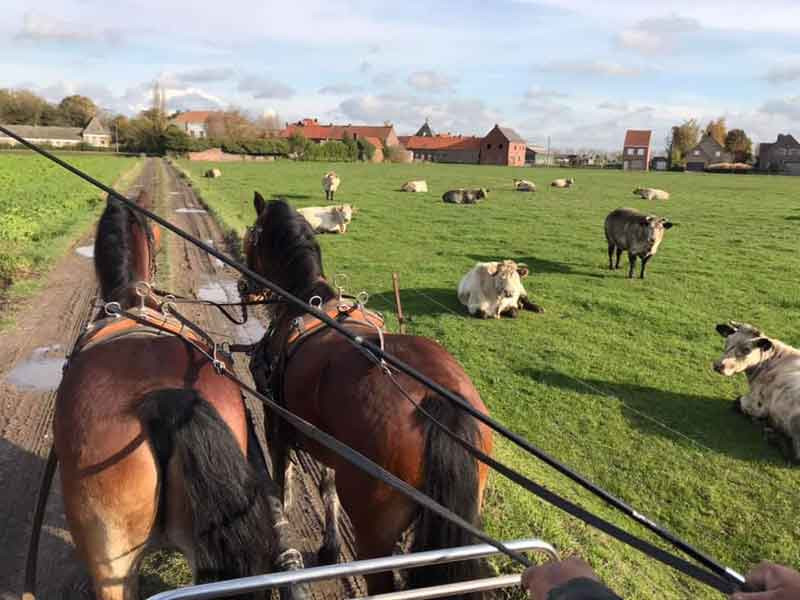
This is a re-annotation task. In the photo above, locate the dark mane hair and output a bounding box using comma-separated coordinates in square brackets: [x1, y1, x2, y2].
[256, 199, 332, 314]
[93, 194, 151, 304]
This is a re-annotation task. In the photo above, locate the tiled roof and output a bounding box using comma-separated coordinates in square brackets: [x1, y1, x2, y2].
[496, 126, 526, 143]
[624, 129, 652, 147]
[282, 123, 394, 141]
[82, 116, 110, 135]
[170, 111, 219, 124]
[0, 124, 83, 141]
[398, 135, 482, 151]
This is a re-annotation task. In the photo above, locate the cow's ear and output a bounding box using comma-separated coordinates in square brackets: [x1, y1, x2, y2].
[716, 323, 736, 337]
[662, 221, 673, 229]
[254, 191, 266, 215]
[517, 264, 530, 277]
[754, 337, 773, 351]
[483, 263, 499, 276]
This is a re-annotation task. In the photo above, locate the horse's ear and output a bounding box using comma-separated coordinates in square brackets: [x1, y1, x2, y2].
[254, 191, 266, 215]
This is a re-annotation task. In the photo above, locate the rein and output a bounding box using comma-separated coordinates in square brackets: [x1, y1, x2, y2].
[3, 125, 745, 595]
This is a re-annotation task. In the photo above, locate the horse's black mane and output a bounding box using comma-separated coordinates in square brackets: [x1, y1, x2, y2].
[257, 199, 332, 317]
[94, 195, 149, 304]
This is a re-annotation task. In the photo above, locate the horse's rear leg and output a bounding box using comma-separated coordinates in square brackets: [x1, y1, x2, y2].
[62, 444, 157, 600]
[317, 466, 342, 565]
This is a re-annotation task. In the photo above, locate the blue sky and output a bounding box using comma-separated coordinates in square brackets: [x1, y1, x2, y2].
[3, 0, 799, 150]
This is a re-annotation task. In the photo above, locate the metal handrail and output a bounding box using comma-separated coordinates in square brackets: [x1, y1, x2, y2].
[146, 538, 558, 600]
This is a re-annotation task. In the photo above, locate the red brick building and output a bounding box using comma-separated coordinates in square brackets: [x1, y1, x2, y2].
[480, 125, 526, 166]
[281, 118, 401, 148]
[622, 129, 652, 171]
[398, 134, 482, 163]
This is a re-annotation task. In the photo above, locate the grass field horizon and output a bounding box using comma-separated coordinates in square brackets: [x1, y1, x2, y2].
[179, 159, 800, 599]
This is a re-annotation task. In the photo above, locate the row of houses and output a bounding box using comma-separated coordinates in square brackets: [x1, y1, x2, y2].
[0, 116, 112, 148]
[623, 128, 800, 174]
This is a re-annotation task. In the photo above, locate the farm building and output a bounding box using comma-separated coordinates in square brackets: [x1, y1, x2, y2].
[398, 134, 482, 163]
[650, 156, 669, 171]
[281, 118, 402, 149]
[685, 134, 733, 171]
[622, 129, 652, 171]
[757, 133, 800, 175]
[525, 144, 550, 166]
[0, 116, 111, 148]
[170, 111, 223, 139]
[480, 125, 526, 166]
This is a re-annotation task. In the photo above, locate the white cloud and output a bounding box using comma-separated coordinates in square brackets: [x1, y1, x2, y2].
[764, 64, 800, 85]
[16, 11, 116, 44]
[172, 67, 235, 84]
[759, 97, 800, 121]
[238, 76, 294, 100]
[407, 70, 457, 93]
[616, 14, 701, 54]
[524, 87, 568, 100]
[535, 60, 644, 77]
[319, 83, 361, 95]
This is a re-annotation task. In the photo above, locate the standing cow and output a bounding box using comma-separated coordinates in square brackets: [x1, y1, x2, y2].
[714, 321, 800, 461]
[457, 260, 544, 319]
[551, 178, 575, 188]
[322, 171, 340, 202]
[442, 188, 489, 204]
[604, 207, 673, 278]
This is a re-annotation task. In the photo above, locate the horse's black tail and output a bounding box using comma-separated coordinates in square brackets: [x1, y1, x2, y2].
[408, 395, 487, 599]
[138, 389, 272, 596]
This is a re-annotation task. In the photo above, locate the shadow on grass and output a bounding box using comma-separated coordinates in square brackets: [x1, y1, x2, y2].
[466, 254, 605, 279]
[272, 193, 312, 200]
[785, 216, 800, 222]
[379, 286, 465, 318]
[516, 368, 788, 465]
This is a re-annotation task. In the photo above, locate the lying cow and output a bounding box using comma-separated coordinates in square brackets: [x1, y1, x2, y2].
[604, 207, 673, 278]
[513, 179, 536, 192]
[714, 321, 800, 461]
[322, 171, 341, 202]
[442, 188, 489, 204]
[297, 204, 354, 234]
[633, 187, 670, 201]
[551, 178, 575, 188]
[457, 260, 544, 319]
[401, 180, 428, 193]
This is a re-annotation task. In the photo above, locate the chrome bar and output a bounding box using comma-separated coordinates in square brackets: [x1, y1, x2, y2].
[361, 574, 520, 600]
[147, 538, 557, 600]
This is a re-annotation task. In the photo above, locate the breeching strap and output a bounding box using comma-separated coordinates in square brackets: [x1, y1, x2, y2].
[2, 125, 743, 593]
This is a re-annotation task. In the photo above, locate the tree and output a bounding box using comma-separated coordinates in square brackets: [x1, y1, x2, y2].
[58, 95, 98, 127]
[725, 129, 753, 163]
[668, 119, 700, 165]
[254, 112, 283, 136]
[222, 109, 257, 140]
[0, 89, 56, 125]
[705, 117, 727, 146]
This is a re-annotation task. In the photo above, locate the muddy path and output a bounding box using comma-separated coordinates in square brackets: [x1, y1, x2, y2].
[159, 159, 363, 598]
[0, 159, 155, 600]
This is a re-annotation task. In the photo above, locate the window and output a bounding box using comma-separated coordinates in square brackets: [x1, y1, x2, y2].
[693, 150, 700, 156]
[637, 148, 644, 155]
[715, 151, 721, 157]
[499, 144, 503, 150]
[486, 143, 492, 149]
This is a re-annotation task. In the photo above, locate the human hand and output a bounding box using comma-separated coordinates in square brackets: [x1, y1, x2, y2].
[731, 562, 800, 600]
[521, 557, 600, 600]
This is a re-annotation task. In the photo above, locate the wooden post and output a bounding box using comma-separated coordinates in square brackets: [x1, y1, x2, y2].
[391, 272, 406, 334]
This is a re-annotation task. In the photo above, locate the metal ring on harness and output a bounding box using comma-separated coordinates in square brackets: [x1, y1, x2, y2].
[160, 295, 177, 316]
[309, 295, 323, 310]
[356, 291, 369, 307]
[104, 301, 122, 317]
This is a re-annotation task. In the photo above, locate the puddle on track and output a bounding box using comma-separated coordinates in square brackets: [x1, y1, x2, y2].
[75, 245, 94, 258]
[197, 279, 267, 344]
[5, 345, 66, 391]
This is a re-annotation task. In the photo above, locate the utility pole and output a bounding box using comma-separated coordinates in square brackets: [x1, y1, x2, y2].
[547, 135, 551, 167]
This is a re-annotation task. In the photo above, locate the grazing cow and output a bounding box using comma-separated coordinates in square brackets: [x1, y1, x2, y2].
[604, 207, 673, 278]
[551, 178, 575, 188]
[322, 171, 341, 202]
[513, 179, 536, 192]
[401, 180, 428, 193]
[297, 204, 354, 234]
[714, 321, 800, 461]
[633, 187, 670, 201]
[204, 168, 222, 178]
[457, 260, 544, 319]
[442, 188, 489, 204]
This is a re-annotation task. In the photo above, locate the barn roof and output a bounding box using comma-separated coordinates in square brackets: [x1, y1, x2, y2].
[398, 135, 482, 151]
[282, 122, 395, 141]
[495, 126, 526, 143]
[624, 129, 652, 147]
[0, 124, 83, 141]
[82, 116, 110, 135]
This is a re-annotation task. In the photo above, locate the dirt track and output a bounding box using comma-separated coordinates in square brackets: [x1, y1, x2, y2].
[0, 158, 360, 599]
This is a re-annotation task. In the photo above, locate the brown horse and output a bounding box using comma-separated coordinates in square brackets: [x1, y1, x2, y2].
[54, 192, 301, 600]
[244, 193, 494, 596]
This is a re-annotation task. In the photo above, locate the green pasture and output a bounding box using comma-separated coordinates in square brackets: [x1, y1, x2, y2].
[0, 153, 141, 314]
[177, 158, 800, 598]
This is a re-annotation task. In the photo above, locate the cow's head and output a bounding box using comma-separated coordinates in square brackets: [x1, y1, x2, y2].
[337, 204, 354, 223]
[567, 178, 575, 185]
[476, 188, 489, 199]
[713, 321, 774, 377]
[640, 215, 673, 246]
[486, 260, 528, 299]
[633, 187, 643, 195]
